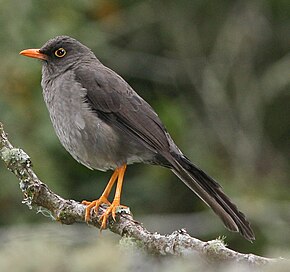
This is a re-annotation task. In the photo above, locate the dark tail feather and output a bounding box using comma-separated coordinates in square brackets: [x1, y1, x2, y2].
[164, 152, 255, 241]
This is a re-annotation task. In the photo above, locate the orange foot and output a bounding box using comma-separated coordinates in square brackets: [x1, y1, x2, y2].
[82, 195, 111, 223]
[82, 197, 128, 229]
[99, 200, 128, 229]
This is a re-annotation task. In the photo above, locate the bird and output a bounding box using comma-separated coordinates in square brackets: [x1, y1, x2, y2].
[19, 35, 254, 241]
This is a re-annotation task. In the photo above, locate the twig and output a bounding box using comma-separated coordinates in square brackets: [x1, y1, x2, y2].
[0, 122, 281, 264]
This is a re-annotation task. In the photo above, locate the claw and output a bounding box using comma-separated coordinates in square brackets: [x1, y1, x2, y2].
[82, 198, 128, 229]
[99, 201, 128, 229]
[82, 196, 111, 222]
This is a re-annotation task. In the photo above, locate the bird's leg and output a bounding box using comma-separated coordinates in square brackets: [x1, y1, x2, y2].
[100, 164, 128, 229]
[82, 168, 119, 222]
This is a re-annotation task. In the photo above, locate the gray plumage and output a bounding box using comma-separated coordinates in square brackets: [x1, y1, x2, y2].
[24, 36, 255, 241]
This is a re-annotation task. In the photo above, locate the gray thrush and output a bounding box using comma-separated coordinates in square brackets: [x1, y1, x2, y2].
[20, 36, 254, 241]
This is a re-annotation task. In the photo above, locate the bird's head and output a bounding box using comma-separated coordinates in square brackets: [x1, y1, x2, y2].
[20, 35, 97, 75]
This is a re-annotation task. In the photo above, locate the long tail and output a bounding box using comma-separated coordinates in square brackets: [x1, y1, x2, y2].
[163, 152, 255, 241]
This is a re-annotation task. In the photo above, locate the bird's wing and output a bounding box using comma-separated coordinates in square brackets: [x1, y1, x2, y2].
[74, 65, 170, 153]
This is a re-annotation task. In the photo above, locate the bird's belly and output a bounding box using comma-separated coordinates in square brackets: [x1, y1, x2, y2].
[50, 112, 121, 170]
[48, 106, 155, 171]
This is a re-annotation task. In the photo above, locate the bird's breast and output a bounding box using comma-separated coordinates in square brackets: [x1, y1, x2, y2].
[41, 72, 125, 170]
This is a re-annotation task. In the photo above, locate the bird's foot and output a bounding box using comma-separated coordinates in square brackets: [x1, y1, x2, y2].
[82, 197, 128, 229]
[82, 195, 111, 222]
[99, 199, 128, 229]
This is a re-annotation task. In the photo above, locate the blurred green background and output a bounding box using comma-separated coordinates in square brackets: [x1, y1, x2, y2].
[0, 0, 289, 269]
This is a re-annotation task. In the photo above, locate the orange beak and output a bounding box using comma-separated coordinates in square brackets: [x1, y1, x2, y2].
[19, 49, 48, 61]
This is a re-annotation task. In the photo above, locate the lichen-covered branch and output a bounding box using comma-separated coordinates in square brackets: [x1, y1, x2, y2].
[0, 122, 280, 265]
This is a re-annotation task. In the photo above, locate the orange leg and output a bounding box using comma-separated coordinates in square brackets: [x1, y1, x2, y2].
[99, 164, 127, 229]
[82, 164, 128, 229]
[82, 168, 119, 222]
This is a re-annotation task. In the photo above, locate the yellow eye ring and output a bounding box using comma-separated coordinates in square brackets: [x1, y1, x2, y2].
[55, 48, 66, 58]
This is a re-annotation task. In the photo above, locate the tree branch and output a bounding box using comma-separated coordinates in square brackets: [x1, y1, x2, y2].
[0, 122, 281, 265]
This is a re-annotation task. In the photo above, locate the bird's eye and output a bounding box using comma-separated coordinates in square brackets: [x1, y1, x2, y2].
[54, 48, 66, 58]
